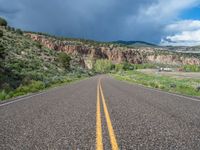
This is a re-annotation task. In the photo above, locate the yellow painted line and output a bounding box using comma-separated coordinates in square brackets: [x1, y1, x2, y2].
[99, 81, 119, 150]
[96, 81, 103, 150]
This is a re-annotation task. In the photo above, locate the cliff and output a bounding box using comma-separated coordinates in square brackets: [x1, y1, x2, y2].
[26, 33, 200, 68]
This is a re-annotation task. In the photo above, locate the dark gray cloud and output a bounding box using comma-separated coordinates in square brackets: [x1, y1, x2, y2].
[0, 0, 199, 44]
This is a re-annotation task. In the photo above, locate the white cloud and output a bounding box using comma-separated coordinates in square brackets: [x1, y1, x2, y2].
[125, 0, 200, 42]
[161, 20, 200, 46]
[165, 20, 200, 32]
[161, 30, 200, 46]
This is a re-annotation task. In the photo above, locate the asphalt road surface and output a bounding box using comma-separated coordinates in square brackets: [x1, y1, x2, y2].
[1, 75, 200, 150]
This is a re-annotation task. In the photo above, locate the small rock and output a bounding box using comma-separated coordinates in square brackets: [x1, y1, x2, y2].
[170, 83, 176, 88]
[196, 86, 200, 92]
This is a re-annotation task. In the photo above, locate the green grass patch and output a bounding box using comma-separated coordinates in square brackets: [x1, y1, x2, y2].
[112, 71, 200, 97]
[0, 75, 88, 101]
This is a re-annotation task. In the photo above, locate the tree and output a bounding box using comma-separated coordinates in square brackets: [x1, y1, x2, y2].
[93, 59, 113, 73]
[0, 17, 7, 26]
[58, 52, 71, 70]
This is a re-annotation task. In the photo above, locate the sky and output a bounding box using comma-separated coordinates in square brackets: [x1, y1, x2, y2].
[0, 0, 200, 46]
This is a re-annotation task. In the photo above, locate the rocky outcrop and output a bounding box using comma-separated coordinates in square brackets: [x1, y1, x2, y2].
[147, 55, 200, 65]
[26, 33, 200, 68]
[26, 33, 148, 64]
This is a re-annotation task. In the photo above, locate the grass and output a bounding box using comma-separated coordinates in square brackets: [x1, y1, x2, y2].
[111, 70, 200, 97]
[0, 74, 88, 101]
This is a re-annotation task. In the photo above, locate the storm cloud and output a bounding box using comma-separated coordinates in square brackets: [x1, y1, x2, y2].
[0, 0, 200, 44]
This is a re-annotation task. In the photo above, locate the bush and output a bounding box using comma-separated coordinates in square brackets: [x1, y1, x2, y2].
[58, 52, 71, 70]
[16, 29, 23, 35]
[93, 59, 113, 73]
[35, 42, 42, 49]
[114, 64, 124, 72]
[0, 44, 5, 59]
[14, 80, 45, 96]
[0, 30, 3, 37]
[123, 62, 134, 70]
[0, 17, 7, 26]
[0, 90, 7, 100]
[183, 65, 200, 72]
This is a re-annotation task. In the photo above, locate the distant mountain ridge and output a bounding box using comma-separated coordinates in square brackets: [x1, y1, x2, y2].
[113, 40, 157, 47]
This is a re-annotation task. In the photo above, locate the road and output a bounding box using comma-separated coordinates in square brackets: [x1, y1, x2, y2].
[1, 75, 200, 149]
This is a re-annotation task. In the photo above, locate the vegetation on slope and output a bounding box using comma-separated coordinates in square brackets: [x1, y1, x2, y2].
[113, 40, 157, 47]
[0, 18, 91, 101]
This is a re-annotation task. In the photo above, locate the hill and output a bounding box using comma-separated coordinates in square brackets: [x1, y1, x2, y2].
[0, 24, 91, 100]
[113, 40, 157, 47]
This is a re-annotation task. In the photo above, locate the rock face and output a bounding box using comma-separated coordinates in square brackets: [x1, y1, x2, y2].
[26, 33, 200, 68]
[147, 55, 200, 65]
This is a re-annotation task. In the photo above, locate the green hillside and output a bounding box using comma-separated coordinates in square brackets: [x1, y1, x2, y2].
[113, 40, 157, 47]
[0, 18, 91, 100]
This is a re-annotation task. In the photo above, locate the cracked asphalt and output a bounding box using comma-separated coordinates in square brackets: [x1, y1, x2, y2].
[1, 75, 200, 149]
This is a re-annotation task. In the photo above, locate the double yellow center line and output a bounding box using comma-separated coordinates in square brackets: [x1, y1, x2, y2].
[96, 79, 119, 150]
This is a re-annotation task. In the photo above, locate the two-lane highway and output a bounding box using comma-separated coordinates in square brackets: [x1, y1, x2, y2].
[1, 75, 200, 149]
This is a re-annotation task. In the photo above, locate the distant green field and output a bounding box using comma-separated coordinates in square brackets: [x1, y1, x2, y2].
[112, 71, 200, 97]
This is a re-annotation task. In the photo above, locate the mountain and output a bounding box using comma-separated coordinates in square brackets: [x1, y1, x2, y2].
[113, 40, 157, 47]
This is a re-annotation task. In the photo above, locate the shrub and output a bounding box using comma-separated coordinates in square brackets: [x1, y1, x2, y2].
[14, 80, 45, 96]
[16, 29, 23, 35]
[115, 64, 124, 72]
[123, 62, 134, 70]
[0, 30, 3, 37]
[0, 90, 6, 100]
[58, 52, 71, 70]
[183, 65, 200, 72]
[0, 44, 5, 59]
[0, 17, 7, 26]
[35, 42, 42, 49]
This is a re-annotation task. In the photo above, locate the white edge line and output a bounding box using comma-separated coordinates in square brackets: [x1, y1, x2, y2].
[112, 76, 200, 102]
[0, 92, 46, 107]
[142, 85, 200, 102]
